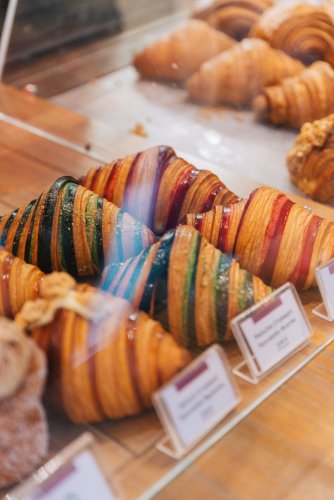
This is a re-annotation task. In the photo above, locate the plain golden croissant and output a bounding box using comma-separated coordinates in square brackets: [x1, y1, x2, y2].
[0, 176, 156, 277]
[186, 38, 304, 105]
[253, 61, 334, 129]
[250, 3, 334, 66]
[101, 225, 272, 347]
[185, 187, 334, 290]
[79, 145, 239, 235]
[286, 114, 334, 203]
[16, 275, 190, 424]
[0, 248, 44, 318]
[133, 19, 235, 81]
[193, 0, 274, 40]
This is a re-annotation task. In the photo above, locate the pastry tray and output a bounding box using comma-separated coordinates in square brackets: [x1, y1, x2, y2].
[2, 104, 334, 499]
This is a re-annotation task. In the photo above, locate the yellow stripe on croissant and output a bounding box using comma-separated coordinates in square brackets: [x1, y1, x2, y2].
[16, 274, 190, 423]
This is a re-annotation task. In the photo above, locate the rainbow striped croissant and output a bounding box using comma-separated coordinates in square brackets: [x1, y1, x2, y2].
[0, 177, 156, 277]
[101, 225, 272, 347]
[80, 145, 239, 235]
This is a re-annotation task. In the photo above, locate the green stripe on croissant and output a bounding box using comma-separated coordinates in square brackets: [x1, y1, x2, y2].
[101, 225, 272, 347]
[0, 176, 156, 277]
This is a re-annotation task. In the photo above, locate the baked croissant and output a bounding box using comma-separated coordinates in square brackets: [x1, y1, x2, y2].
[101, 225, 272, 347]
[250, 3, 334, 66]
[133, 20, 235, 81]
[185, 186, 334, 290]
[0, 248, 44, 318]
[186, 38, 304, 105]
[253, 61, 334, 128]
[16, 274, 190, 424]
[287, 114, 334, 203]
[193, 0, 274, 40]
[79, 145, 239, 235]
[0, 176, 156, 277]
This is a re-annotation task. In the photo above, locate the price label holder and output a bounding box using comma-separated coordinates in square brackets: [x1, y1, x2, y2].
[231, 282, 312, 385]
[153, 344, 240, 460]
[312, 258, 334, 322]
[6, 432, 116, 500]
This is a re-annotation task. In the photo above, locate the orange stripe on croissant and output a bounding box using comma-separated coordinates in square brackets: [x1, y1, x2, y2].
[185, 186, 334, 289]
[79, 145, 239, 235]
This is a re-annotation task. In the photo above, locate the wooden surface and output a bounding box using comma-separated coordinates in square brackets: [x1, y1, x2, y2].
[1, 84, 334, 499]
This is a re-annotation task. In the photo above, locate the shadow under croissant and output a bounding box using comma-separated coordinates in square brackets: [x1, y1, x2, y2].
[101, 225, 272, 348]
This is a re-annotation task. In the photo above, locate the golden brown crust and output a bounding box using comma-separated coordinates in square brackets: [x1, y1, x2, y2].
[287, 114, 334, 202]
[253, 61, 334, 128]
[251, 3, 334, 66]
[193, 0, 273, 40]
[186, 38, 304, 105]
[133, 20, 235, 81]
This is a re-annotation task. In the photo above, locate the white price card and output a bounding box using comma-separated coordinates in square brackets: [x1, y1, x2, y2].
[313, 258, 334, 321]
[231, 283, 312, 384]
[27, 450, 114, 500]
[153, 345, 239, 458]
[7, 433, 116, 500]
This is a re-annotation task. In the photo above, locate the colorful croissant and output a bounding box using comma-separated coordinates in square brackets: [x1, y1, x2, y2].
[186, 38, 304, 106]
[0, 248, 44, 318]
[101, 225, 272, 347]
[0, 177, 156, 277]
[79, 145, 239, 235]
[250, 3, 334, 66]
[286, 114, 334, 203]
[16, 274, 190, 424]
[185, 187, 334, 290]
[133, 20, 235, 81]
[253, 61, 334, 128]
[193, 0, 273, 40]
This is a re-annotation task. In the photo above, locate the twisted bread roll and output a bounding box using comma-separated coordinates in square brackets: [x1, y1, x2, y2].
[17, 275, 190, 423]
[0, 248, 44, 318]
[0, 319, 48, 488]
[287, 114, 334, 202]
[250, 3, 334, 66]
[133, 20, 235, 81]
[185, 187, 334, 289]
[193, 0, 273, 40]
[253, 61, 334, 128]
[101, 225, 272, 347]
[186, 38, 304, 105]
[0, 177, 156, 277]
[80, 145, 239, 235]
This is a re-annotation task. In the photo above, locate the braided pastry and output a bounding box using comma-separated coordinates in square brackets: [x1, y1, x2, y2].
[186, 38, 304, 105]
[287, 114, 334, 202]
[133, 20, 235, 81]
[0, 248, 44, 318]
[253, 61, 334, 128]
[250, 3, 334, 66]
[16, 275, 190, 424]
[185, 187, 334, 289]
[0, 176, 156, 277]
[79, 145, 239, 235]
[101, 225, 272, 347]
[193, 0, 273, 40]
